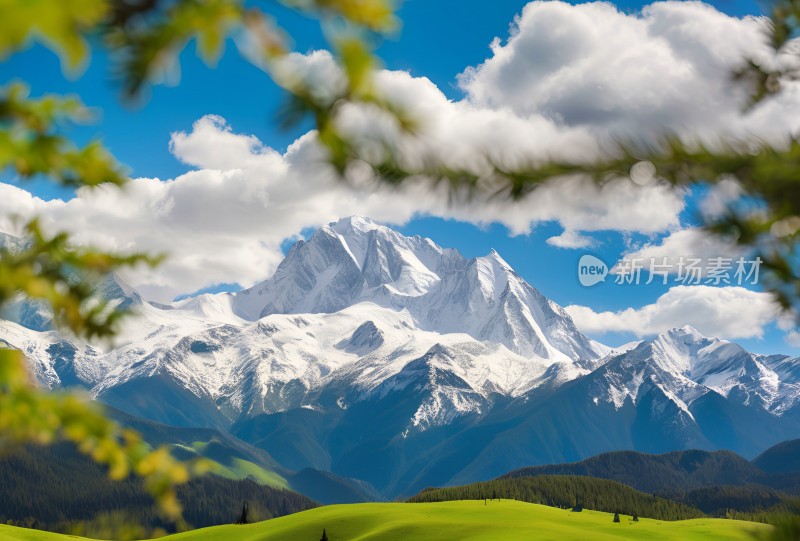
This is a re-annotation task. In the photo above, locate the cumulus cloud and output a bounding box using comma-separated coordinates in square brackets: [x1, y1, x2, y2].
[615, 228, 746, 277]
[785, 331, 800, 349]
[565, 285, 781, 339]
[0, 78, 684, 302]
[459, 1, 800, 143]
[699, 178, 745, 219]
[546, 230, 595, 249]
[0, 112, 679, 301]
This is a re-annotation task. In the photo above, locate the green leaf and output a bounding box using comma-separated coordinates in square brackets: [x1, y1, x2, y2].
[0, 0, 109, 75]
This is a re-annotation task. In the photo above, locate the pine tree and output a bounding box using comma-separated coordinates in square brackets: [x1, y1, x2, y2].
[236, 501, 249, 525]
[320, 528, 329, 541]
[613, 512, 621, 523]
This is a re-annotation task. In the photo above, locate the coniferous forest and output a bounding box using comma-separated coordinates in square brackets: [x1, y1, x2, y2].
[407, 475, 704, 521]
[408, 473, 800, 525]
[0, 443, 316, 537]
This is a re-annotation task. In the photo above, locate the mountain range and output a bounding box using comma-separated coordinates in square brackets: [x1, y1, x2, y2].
[1, 216, 799, 498]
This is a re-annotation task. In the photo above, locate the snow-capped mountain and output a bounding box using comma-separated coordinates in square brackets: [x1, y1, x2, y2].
[1, 217, 799, 497]
[0, 217, 605, 426]
[229, 216, 445, 318]
[587, 325, 799, 416]
[225, 216, 607, 362]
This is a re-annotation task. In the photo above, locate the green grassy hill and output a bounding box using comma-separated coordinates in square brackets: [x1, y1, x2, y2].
[0, 501, 772, 541]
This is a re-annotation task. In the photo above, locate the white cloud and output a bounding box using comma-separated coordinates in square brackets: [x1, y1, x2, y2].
[546, 230, 595, 249]
[459, 1, 800, 144]
[785, 331, 800, 349]
[616, 228, 745, 276]
[168, 114, 279, 171]
[699, 178, 744, 219]
[565, 285, 781, 339]
[0, 83, 684, 302]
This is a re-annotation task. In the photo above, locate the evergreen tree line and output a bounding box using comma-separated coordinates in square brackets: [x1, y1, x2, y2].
[681, 485, 800, 524]
[502, 449, 800, 498]
[0, 443, 316, 536]
[409, 474, 800, 526]
[498, 449, 800, 524]
[407, 475, 704, 521]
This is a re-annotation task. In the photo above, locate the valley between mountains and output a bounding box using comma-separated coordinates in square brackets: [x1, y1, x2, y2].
[2, 216, 799, 500]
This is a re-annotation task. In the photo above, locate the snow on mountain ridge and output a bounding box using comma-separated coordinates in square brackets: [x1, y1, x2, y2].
[2, 217, 799, 438]
[221, 216, 603, 364]
[586, 325, 800, 418]
[228, 216, 446, 321]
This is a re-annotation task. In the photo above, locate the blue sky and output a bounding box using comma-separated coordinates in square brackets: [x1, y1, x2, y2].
[3, 0, 796, 354]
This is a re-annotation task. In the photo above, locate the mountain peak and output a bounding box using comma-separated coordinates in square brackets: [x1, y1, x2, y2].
[484, 248, 512, 270]
[97, 273, 145, 309]
[222, 217, 606, 362]
[646, 326, 711, 368]
[662, 325, 705, 343]
[328, 215, 382, 235]
[677, 324, 702, 335]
